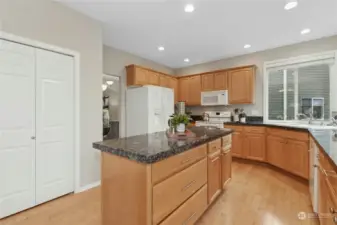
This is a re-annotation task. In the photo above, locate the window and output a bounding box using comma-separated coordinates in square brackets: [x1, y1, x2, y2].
[265, 51, 336, 122]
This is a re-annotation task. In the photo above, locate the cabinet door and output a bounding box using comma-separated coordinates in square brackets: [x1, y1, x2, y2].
[319, 166, 328, 225]
[201, 74, 214, 91]
[159, 75, 170, 88]
[214, 72, 228, 90]
[221, 150, 232, 189]
[169, 77, 178, 103]
[179, 77, 190, 104]
[232, 131, 244, 158]
[148, 71, 159, 85]
[286, 140, 309, 179]
[133, 67, 148, 85]
[267, 135, 286, 169]
[208, 151, 222, 204]
[228, 68, 255, 104]
[188, 75, 201, 106]
[244, 134, 266, 161]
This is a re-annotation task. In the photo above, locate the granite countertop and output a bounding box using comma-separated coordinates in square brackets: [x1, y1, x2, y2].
[309, 129, 337, 167]
[93, 126, 233, 164]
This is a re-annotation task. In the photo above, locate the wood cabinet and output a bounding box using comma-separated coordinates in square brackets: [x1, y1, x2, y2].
[286, 139, 309, 179]
[201, 74, 214, 91]
[126, 65, 178, 102]
[189, 75, 201, 105]
[267, 135, 286, 169]
[214, 71, 228, 90]
[228, 67, 255, 104]
[178, 75, 201, 106]
[231, 131, 244, 158]
[221, 149, 232, 189]
[207, 150, 222, 204]
[244, 133, 266, 161]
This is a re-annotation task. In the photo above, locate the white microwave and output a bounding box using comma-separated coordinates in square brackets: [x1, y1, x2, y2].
[201, 90, 229, 106]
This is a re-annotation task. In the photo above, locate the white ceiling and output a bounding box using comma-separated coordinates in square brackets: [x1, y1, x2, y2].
[58, 0, 337, 68]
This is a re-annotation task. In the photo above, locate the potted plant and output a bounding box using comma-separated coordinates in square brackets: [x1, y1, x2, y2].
[170, 114, 191, 133]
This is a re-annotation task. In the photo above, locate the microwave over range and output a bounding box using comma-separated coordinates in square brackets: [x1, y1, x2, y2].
[201, 90, 229, 106]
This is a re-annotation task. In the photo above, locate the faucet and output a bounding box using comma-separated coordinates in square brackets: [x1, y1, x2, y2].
[327, 117, 337, 126]
[308, 113, 314, 125]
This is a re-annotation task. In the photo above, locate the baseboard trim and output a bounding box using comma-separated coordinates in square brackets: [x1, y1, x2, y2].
[76, 181, 101, 193]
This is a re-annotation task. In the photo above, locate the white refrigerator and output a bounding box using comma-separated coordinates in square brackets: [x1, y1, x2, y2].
[126, 85, 174, 137]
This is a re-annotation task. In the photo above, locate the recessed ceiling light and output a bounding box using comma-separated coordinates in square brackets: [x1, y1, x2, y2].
[184, 4, 195, 13]
[301, 28, 311, 35]
[184, 58, 190, 62]
[284, 0, 298, 10]
[158, 46, 165, 51]
[244, 44, 251, 49]
[106, 81, 114, 85]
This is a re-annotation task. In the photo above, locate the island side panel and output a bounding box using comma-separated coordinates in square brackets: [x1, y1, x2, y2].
[101, 152, 152, 225]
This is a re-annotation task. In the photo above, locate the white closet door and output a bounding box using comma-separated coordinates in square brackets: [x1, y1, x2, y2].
[35, 49, 74, 204]
[0, 40, 36, 218]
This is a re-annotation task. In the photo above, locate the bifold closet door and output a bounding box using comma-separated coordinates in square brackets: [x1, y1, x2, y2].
[0, 40, 36, 218]
[35, 49, 74, 205]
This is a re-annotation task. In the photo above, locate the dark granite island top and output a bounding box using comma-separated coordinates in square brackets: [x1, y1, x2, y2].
[309, 129, 337, 168]
[93, 126, 233, 164]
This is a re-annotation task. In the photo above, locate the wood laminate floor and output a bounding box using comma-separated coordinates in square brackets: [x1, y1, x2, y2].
[1, 161, 318, 225]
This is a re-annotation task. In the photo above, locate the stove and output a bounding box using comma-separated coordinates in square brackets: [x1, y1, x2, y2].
[195, 111, 231, 128]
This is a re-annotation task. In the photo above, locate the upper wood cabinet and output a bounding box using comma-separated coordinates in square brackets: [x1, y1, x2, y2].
[189, 75, 201, 106]
[228, 67, 255, 104]
[159, 75, 170, 88]
[126, 65, 178, 102]
[214, 71, 228, 90]
[178, 75, 201, 106]
[201, 74, 214, 91]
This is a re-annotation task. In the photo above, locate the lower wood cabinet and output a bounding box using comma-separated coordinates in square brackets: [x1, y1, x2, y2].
[267, 135, 286, 169]
[221, 149, 232, 188]
[232, 131, 244, 157]
[286, 139, 309, 179]
[207, 150, 222, 204]
[244, 133, 266, 161]
[160, 185, 207, 225]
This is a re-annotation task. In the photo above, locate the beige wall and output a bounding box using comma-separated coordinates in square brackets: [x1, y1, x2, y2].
[175, 35, 337, 116]
[0, 0, 103, 187]
[103, 45, 174, 137]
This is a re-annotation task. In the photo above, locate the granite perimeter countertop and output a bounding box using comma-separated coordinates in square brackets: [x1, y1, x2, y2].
[223, 121, 336, 131]
[93, 126, 233, 164]
[309, 128, 337, 167]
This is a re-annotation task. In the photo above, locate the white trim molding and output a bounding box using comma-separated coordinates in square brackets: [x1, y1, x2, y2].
[0, 31, 82, 193]
[77, 181, 101, 193]
[263, 50, 337, 123]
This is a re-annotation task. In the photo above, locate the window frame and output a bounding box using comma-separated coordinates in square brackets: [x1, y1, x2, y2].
[263, 50, 337, 123]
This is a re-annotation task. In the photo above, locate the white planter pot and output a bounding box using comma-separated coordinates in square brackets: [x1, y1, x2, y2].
[176, 123, 186, 133]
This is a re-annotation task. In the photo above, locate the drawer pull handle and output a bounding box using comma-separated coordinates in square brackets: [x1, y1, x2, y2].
[182, 212, 196, 225]
[181, 158, 191, 164]
[325, 170, 337, 178]
[211, 157, 219, 163]
[181, 180, 196, 192]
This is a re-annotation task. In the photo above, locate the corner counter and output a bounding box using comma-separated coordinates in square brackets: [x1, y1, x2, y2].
[92, 127, 233, 225]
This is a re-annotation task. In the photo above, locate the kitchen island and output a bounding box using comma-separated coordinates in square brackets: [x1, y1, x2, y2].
[93, 126, 233, 225]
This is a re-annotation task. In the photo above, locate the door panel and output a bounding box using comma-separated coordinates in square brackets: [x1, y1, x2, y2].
[207, 152, 222, 204]
[245, 134, 266, 161]
[189, 75, 201, 106]
[228, 68, 254, 104]
[35, 49, 74, 205]
[231, 132, 243, 158]
[179, 78, 189, 104]
[267, 135, 285, 169]
[214, 72, 228, 90]
[0, 40, 36, 218]
[201, 74, 214, 91]
[221, 150, 232, 188]
[286, 140, 309, 179]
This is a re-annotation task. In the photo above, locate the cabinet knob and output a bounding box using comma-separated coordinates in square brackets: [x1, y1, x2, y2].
[330, 207, 337, 214]
[31, 136, 36, 140]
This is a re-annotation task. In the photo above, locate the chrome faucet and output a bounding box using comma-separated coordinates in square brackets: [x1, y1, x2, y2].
[327, 117, 337, 126]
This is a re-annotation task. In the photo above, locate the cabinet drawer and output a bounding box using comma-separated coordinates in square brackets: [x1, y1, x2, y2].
[208, 138, 221, 154]
[152, 158, 207, 225]
[267, 128, 308, 141]
[224, 125, 243, 132]
[159, 185, 207, 225]
[244, 126, 265, 134]
[152, 144, 207, 184]
[222, 134, 232, 146]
